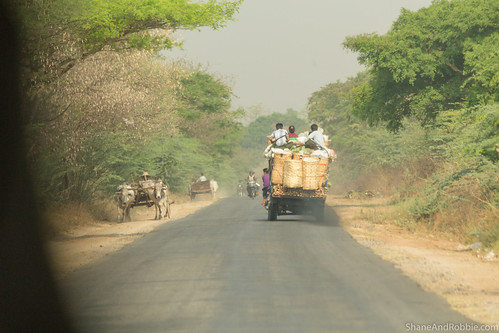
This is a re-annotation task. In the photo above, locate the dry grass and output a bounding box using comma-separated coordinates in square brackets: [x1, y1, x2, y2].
[333, 157, 498, 251]
[43, 202, 97, 237]
[42, 193, 194, 239]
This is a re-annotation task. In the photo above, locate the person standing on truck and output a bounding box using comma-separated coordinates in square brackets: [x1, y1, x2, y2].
[261, 168, 270, 206]
[268, 123, 288, 147]
[307, 124, 326, 149]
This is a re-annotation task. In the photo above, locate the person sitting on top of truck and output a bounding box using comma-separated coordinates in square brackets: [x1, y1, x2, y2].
[268, 123, 288, 147]
[288, 125, 298, 142]
[307, 124, 326, 149]
[198, 172, 207, 182]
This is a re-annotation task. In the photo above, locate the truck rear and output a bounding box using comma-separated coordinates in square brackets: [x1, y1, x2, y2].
[266, 152, 330, 221]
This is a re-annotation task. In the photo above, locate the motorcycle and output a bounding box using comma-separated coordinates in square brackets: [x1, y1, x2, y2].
[247, 180, 258, 199]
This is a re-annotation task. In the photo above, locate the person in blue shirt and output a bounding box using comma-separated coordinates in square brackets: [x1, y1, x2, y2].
[269, 123, 288, 147]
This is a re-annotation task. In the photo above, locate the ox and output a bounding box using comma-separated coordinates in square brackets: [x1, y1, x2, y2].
[114, 183, 135, 222]
[210, 179, 219, 198]
[140, 180, 160, 219]
[153, 181, 173, 219]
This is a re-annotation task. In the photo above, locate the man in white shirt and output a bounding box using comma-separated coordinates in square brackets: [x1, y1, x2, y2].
[307, 124, 325, 148]
[198, 173, 207, 182]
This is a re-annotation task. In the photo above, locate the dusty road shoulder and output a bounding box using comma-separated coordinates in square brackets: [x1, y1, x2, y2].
[327, 195, 499, 326]
[47, 199, 216, 279]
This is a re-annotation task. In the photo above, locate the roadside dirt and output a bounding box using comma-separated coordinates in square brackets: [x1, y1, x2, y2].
[328, 195, 499, 326]
[46, 196, 216, 279]
[47, 194, 498, 326]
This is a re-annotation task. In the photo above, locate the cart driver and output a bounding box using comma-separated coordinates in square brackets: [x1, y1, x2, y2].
[139, 172, 152, 187]
[198, 172, 207, 182]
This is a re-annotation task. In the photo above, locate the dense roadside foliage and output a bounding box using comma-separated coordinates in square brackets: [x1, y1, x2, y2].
[8, 0, 244, 208]
[343, 0, 499, 131]
[30, 59, 244, 203]
[310, 0, 498, 249]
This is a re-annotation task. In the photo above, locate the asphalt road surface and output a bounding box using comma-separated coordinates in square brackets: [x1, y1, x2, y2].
[62, 197, 476, 333]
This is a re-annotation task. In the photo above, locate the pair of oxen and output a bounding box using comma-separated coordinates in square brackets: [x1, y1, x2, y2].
[114, 180, 172, 223]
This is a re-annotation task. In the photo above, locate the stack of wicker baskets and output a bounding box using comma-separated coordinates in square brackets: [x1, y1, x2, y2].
[283, 159, 303, 188]
[271, 152, 291, 184]
[302, 157, 320, 189]
[317, 158, 329, 187]
[271, 152, 329, 189]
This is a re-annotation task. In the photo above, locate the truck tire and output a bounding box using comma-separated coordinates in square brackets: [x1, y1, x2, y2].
[268, 200, 278, 221]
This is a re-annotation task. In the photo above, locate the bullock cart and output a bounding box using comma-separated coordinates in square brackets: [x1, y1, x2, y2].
[189, 180, 212, 200]
[129, 183, 156, 207]
[114, 173, 172, 221]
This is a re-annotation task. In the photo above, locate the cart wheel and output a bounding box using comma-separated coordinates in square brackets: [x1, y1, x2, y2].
[268, 199, 278, 221]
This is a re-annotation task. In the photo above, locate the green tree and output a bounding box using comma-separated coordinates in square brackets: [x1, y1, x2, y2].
[343, 0, 499, 131]
[177, 70, 243, 157]
[308, 73, 367, 138]
[11, 0, 242, 85]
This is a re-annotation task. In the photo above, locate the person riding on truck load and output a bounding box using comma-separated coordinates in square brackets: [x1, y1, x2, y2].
[268, 123, 288, 147]
[288, 125, 298, 142]
[307, 124, 326, 149]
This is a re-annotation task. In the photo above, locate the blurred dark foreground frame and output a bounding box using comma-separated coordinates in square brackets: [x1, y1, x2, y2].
[0, 3, 73, 332]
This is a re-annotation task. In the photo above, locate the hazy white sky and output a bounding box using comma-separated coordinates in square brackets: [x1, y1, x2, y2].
[166, 0, 433, 114]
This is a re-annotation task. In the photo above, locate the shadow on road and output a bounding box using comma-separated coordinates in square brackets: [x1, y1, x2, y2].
[252, 205, 341, 228]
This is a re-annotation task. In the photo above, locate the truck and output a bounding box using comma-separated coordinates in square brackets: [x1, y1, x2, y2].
[266, 152, 330, 221]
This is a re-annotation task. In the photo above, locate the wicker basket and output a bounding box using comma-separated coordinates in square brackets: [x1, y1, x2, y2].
[302, 157, 320, 190]
[283, 159, 303, 188]
[271, 152, 291, 184]
[317, 158, 329, 187]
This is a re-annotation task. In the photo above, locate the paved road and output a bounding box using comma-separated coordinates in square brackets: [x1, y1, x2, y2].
[62, 197, 475, 332]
